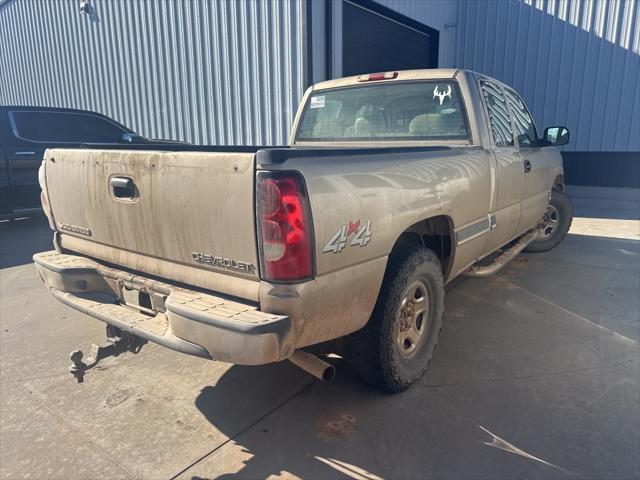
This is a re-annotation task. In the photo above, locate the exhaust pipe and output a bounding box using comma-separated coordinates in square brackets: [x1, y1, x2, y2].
[289, 350, 335, 382]
[464, 228, 543, 278]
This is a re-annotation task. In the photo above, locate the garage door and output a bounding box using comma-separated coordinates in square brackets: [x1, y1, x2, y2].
[342, 0, 439, 77]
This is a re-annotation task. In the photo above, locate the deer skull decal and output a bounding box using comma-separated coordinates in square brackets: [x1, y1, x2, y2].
[433, 85, 452, 105]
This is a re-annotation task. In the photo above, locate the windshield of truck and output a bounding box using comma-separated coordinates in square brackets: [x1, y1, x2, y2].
[296, 80, 469, 142]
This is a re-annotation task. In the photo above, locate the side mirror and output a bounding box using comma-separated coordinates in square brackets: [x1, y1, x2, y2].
[543, 126, 569, 146]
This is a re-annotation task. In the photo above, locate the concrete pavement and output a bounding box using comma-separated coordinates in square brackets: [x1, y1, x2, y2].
[1, 187, 638, 479]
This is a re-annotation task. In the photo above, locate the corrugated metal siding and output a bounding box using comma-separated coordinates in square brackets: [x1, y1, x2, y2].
[453, 0, 640, 151]
[0, 0, 305, 145]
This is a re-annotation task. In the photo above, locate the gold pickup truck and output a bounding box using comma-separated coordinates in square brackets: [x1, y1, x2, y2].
[34, 69, 572, 392]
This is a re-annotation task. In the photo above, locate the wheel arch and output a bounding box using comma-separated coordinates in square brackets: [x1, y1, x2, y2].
[388, 215, 455, 280]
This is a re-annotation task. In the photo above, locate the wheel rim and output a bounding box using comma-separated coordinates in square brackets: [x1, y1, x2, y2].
[541, 204, 560, 239]
[395, 280, 430, 359]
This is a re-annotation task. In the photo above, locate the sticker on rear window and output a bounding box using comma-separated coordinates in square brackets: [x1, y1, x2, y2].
[310, 95, 325, 109]
[433, 84, 452, 105]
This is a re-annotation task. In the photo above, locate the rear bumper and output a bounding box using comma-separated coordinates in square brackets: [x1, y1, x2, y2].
[33, 251, 293, 365]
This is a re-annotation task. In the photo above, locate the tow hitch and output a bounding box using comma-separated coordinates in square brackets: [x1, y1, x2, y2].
[68, 325, 147, 383]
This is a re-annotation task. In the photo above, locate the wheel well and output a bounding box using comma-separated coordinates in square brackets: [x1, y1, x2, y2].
[553, 175, 565, 192]
[392, 215, 454, 278]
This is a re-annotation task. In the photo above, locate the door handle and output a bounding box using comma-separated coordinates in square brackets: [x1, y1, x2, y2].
[523, 159, 532, 174]
[15, 151, 36, 156]
[110, 176, 138, 200]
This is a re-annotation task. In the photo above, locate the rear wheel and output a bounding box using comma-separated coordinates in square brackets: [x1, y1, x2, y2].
[346, 245, 445, 393]
[525, 190, 573, 253]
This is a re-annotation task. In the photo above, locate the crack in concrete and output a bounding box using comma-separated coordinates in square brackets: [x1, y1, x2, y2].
[424, 357, 639, 388]
[167, 379, 314, 480]
[517, 255, 640, 274]
[494, 276, 638, 345]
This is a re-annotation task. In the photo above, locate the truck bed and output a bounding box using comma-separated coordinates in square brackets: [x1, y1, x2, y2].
[43, 143, 458, 302]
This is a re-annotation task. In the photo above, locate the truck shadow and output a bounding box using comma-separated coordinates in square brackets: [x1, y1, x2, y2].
[192, 358, 391, 480]
[0, 215, 52, 269]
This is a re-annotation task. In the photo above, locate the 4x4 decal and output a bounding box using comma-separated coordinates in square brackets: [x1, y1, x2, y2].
[323, 220, 372, 254]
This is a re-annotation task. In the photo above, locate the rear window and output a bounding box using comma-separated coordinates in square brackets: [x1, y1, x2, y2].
[10, 111, 126, 143]
[296, 81, 469, 142]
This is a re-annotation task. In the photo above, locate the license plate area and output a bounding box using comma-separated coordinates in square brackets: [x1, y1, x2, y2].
[117, 281, 166, 316]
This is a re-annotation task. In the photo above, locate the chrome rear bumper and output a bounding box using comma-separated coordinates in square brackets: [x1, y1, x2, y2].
[34, 251, 293, 364]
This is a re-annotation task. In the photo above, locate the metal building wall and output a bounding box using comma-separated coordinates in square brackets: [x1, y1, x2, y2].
[0, 0, 306, 145]
[453, 0, 640, 153]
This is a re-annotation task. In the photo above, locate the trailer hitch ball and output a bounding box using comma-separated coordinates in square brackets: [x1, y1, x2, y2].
[67, 327, 147, 383]
[69, 350, 87, 383]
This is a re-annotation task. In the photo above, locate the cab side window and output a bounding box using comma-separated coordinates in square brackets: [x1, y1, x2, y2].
[10, 111, 126, 143]
[505, 89, 538, 146]
[480, 81, 514, 147]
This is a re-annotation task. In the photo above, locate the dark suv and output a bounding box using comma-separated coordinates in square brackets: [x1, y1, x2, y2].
[0, 106, 181, 217]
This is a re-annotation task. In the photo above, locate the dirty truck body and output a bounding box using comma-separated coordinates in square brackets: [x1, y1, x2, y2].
[35, 70, 571, 391]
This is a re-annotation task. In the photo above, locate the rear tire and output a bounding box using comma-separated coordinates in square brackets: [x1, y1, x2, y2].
[524, 190, 573, 253]
[346, 245, 445, 393]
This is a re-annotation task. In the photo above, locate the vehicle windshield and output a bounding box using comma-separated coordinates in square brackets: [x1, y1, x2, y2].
[296, 80, 469, 142]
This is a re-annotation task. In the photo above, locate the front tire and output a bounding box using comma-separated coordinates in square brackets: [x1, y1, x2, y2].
[525, 190, 573, 253]
[346, 245, 445, 393]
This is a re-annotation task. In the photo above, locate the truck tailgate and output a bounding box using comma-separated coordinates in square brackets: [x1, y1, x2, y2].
[44, 148, 259, 297]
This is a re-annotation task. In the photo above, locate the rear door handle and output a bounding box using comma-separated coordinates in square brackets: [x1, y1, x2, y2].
[524, 159, 532, 174]
[110, 176, 138, 200]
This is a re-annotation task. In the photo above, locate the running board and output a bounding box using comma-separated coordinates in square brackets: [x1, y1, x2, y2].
[464, 228, 543, 278]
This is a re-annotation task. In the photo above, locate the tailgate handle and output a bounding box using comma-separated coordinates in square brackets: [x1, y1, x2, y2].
[110, 176, 138, 200]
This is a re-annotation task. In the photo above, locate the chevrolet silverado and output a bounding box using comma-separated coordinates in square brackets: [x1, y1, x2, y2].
[34, 69, 572, 392]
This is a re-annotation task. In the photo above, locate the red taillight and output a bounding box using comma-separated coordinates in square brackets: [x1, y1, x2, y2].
[357, 71, 398, 82]
[257, 171, 314, 283]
